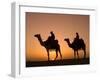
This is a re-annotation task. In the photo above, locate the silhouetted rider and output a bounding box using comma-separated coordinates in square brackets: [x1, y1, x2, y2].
[74, 32, 79, 44]
[50, 31, 55, 41]
[47, 31, 55, 45]
[76, 32, 79, 40]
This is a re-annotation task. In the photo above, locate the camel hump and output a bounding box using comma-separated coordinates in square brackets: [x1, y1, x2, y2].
[79, 38, 85, 44]
[80, 38, 84, 42]
[55, 40, 58, 44]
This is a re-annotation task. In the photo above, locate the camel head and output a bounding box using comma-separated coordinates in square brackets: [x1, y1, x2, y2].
[34, 34, 44, 46]
[34, 34, 40, 38]
[64, 38, 72, 48]
[64, 38, 69, 42]
[64, 38, 71, 45]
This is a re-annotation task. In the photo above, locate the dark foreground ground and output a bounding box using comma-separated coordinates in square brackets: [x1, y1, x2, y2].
[26, 58, 89, 67]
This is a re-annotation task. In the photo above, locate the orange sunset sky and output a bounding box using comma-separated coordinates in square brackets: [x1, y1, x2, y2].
[26, 12, 89, 61]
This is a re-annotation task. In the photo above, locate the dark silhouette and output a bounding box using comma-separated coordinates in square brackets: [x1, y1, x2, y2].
[64, 33, 86, 59]
[74, 32, 79, 42]
[75, 32, 79, 39]
[46, 31, 55, 45]
[34, 32, 62, 61]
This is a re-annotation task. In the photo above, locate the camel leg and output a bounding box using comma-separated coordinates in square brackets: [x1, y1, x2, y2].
[74, 50, 76, 59]
[77, 50, 79, 59]
[54, 50, 58, 60]
[84, 49, 86, 59]
[47, 50, 50, 61]
[59, 49, 62, 60]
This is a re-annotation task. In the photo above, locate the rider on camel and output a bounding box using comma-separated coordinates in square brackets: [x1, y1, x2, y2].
[74, 32, 79, 45]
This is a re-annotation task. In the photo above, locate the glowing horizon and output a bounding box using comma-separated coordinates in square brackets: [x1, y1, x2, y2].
[26, 12, 89, 61]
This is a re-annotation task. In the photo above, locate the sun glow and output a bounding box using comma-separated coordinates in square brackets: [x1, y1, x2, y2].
[49, 50, 56, 60]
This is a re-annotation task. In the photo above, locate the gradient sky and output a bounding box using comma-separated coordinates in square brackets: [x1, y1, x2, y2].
[26, 12, 89, 61]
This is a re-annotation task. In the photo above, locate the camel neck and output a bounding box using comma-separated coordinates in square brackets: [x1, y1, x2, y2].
[67, 40, 71, 47]
[37, 36, 44, 46]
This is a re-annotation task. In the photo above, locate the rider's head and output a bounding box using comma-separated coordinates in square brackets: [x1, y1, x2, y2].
[76, 32, 79, 35]
[50, 31, 53, 34]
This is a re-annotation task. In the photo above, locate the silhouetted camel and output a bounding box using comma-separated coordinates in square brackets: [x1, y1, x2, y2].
[34, 34, 62, 61]
[64, 38, 86, 59]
